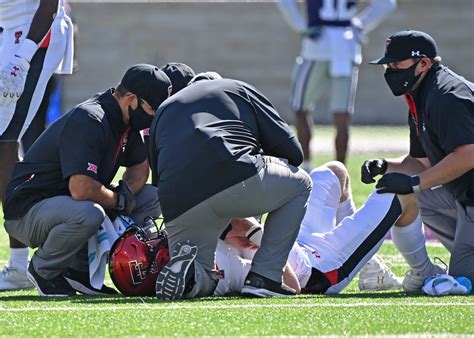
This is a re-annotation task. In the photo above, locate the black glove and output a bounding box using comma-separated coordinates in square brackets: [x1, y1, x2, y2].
[115, 180, 136, 216]
[361, 158, 388, 184]
[376, 173, 420, 195]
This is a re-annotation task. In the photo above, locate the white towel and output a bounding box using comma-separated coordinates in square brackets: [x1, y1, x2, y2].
[422, 274, 472, 296]
[87, 216, 133, 289]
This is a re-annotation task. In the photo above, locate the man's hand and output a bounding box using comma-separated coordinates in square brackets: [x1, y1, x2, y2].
[376, 173, 420, 195]
[0, 56, 30, 106]
[115, 180, 136, 216]
[361, 158, 388, 183]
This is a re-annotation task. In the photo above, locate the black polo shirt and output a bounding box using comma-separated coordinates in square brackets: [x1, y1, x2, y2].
[406, 63, 474, 205]
[4, 89, 147, 220]
[149, 79, 303, 222]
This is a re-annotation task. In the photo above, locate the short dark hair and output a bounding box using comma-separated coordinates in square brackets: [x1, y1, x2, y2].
[115, 83, 130, 97]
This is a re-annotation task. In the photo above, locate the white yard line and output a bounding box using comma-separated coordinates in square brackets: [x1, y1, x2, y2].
[0, 302, 472, 312]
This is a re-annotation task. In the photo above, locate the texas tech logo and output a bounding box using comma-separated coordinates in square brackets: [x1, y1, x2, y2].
[128, 259, 158, 285]
[14, 31, 23, 44]
[128, 260, 146, 285]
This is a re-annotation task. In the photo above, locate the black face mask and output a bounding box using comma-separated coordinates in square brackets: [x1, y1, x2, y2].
[128, 104, 154, 131]
[384, 60, 422, 96]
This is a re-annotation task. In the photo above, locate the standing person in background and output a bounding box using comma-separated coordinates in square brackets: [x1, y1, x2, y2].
[277, 0, 396, 168]
[0, 0, 74, 291]
[363, 30, 473, 291]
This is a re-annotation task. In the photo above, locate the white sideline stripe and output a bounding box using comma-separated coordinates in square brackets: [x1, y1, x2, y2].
[0, 302, 472, 312]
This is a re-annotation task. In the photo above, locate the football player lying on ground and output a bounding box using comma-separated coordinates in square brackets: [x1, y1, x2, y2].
[214, 161, 437, 295]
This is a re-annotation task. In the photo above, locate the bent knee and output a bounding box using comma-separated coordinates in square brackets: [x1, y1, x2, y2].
[75, 201, 106, 234]
[323, 161, 351, 200]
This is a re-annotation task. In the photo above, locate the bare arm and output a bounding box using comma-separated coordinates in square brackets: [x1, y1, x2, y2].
[69, 175, 117, 209]
[418, 144, 474, 190]
[122, 160, 149, 194]
[276, 0, 306, 33]
[27, 0, 59, 44]
[225, 218, 261, 251]
[386, 154, 430, 176]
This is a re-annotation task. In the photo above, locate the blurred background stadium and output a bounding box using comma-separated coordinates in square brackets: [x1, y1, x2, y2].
[62, 0, 473, 127]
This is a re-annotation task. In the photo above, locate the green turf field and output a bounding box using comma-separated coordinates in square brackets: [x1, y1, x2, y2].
[0, 145, 472, 336]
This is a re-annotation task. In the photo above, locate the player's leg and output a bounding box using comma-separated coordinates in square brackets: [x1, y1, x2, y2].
[301, 191, 409, 294]
[329, 67, 357, 164]
[392, 187, 451, 293]
[299, 163, 344, 235]
[290, 57, 327, 172]
[0, 49, 50, 291]
[333, 112, 350, 164]
[20, 75, 56, 153]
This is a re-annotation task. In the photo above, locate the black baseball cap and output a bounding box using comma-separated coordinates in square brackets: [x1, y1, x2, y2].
[160, 62, 195, 95]
[120, 64, 172, 110]
[370, 30, 438, 65]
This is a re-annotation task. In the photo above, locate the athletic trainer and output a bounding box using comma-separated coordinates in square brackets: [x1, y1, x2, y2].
[363, 30, 474, 290]
[3, 64, 171, 296]
[150, 78, 312, 300]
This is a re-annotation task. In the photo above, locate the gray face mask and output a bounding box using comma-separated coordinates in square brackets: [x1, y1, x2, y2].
[383, 60, 422, 96]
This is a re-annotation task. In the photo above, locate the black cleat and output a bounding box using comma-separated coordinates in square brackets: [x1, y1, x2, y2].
[241, 271, 296, 298]
[27, 263, 76, 297]
[63, 268, 118, 296]
[156, 240, 198, 301]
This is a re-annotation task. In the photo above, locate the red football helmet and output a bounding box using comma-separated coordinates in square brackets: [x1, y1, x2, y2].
[109, 218, 170, 296]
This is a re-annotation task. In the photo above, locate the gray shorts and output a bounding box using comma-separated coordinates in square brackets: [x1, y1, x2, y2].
[417, 187, 474, 282]
[290, 57, 358, 114]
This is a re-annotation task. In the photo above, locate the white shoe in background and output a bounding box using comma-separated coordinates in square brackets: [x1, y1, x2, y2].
[358, 255, 402, 291]
[0, 260, 34, 291]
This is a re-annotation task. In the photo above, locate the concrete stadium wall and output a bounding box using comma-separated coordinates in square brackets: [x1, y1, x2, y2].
[62, 0, 474, 125]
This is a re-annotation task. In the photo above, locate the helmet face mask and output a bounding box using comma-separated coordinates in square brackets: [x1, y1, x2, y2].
[109, 219, 170, 296]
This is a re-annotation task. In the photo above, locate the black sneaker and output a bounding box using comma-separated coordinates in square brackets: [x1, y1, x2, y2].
[241, 271, 296, 298]
[26, 263, 76, 297]
[63, 268, 117, 296]
[156, 240, 198, 301]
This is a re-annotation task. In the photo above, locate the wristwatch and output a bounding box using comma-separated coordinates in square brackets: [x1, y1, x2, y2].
[116, 193, 126, 211]
[410, 175, 421, 192]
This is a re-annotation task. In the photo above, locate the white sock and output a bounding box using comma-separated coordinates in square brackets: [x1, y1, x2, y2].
[9, 248, 29, 271]
[391, 214, 435, 277]
[336, 197, 356, 224]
